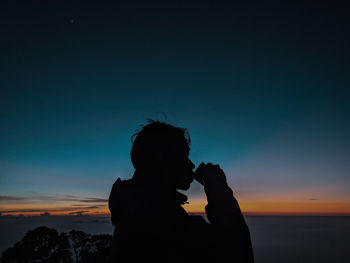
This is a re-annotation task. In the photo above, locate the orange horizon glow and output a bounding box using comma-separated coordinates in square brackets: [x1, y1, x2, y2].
[2, 200, 350, 217]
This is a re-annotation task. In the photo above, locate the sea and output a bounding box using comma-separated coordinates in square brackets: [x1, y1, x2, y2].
[0, 215, 349, 262]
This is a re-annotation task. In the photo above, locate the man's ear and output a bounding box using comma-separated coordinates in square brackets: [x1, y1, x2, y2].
[155, 151, 169, 166]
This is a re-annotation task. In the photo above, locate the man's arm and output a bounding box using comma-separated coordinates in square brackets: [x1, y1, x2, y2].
[195, 162, 254, 262]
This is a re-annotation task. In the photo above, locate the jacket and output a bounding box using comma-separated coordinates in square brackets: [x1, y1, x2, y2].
[108, 172, 254, 262]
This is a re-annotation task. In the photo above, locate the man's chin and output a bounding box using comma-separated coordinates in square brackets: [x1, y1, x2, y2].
[178, 185, 190, 191]
[176, 180, 193, 190]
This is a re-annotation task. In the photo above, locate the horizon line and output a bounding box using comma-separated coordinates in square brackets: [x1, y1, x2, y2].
[2, 212, 350, 217]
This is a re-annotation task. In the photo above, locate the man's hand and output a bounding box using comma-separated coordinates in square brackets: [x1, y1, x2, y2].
[194, 162, 233, 205]
[194, 162, 228, 187]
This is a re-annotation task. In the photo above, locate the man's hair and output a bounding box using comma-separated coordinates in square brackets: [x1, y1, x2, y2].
[130, 119, 191, 170]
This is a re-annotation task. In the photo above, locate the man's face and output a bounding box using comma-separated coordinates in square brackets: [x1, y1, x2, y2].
[165, 145, 195, 190]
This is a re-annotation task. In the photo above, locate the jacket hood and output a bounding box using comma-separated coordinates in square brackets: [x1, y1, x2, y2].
[108, 174, 188, 226]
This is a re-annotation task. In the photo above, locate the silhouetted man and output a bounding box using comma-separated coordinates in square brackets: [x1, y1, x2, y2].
[108, 120, 254, 262]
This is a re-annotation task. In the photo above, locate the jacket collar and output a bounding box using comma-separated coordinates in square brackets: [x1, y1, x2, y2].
[132, 170, 188, 205]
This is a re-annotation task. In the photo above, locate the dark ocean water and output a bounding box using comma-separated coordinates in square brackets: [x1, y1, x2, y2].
[245, 216, 350, 263]
[1, 216, 349, 262]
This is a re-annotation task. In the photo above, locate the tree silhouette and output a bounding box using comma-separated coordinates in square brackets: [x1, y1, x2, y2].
[1, 226, 71, 263]
[0, 227, 112, 263]
[80, 234, 112, 263]
[69, 230, 91, 263]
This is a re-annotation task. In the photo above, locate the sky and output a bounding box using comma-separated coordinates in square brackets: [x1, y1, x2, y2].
[0, 0, 349, 216]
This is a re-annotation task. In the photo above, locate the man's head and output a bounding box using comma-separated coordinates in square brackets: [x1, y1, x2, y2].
[130, 119, 195, 190]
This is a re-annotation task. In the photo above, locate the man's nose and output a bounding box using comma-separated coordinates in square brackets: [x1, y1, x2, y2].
[189, 160, 195, 170]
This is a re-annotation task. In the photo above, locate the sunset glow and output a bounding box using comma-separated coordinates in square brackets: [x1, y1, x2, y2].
[1, 0, 349, 220]
[2, 197, 350, 217]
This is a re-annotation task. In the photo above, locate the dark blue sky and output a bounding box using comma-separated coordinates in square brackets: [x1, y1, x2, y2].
[1, 1, 349, 215]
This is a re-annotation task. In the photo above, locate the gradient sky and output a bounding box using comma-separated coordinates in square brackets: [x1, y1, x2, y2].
[1, 1, 349, 215]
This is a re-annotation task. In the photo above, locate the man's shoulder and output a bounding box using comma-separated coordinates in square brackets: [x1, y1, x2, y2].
[188, 214, 208, 223]
[186, 214, 210, 232]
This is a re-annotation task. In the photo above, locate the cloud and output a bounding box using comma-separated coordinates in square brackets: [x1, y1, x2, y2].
[0, 193, 108, 215]
[40, 212, 51, 216]
[0, 194, 107, 203]
[75, 197, 108, 203]
[0, 195, 27, 201]
[0, 204, 106, 214]
[69, 211, 89, 215]
[77, 205, 104, 209]
[52, 196, 108, 203]
[309, 198, 319, 201]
